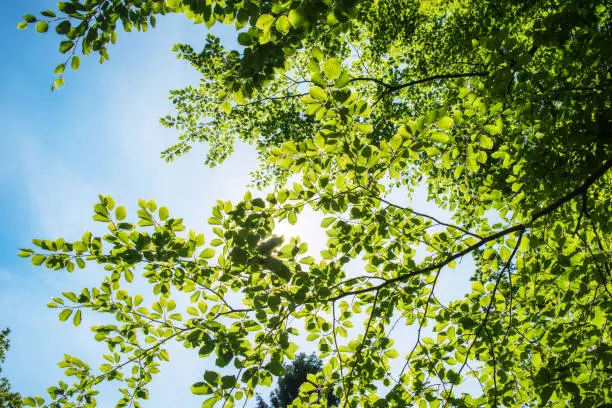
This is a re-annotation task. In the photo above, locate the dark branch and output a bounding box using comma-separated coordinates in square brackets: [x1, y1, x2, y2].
[531, 158, 612, 220]
[323, 158, 612, 303]
[351, 71, 490, 94]
[234, 92, 307, 108]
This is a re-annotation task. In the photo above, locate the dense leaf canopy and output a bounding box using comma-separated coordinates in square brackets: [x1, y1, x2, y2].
[19, 0, 611, 407]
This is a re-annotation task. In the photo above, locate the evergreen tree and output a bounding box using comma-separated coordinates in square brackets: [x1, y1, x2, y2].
[258, 354, 338, 408]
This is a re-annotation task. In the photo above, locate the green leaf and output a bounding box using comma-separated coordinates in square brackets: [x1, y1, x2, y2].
[275, 15, 291, 34]
[159, 349, 170, 361]
[41, 10, 56, 18]
[259, 27, 271, 44]
[479, 135, 493, 149]
[309, 86, 327, 100]
[35, 21, 49, 33]
[354, 123, 373, 134]
[301, 382, 317, 392]
[436, 116, 454, 130]
[73, 310, 82, 326]
[288, 211, 297, 225]
[237, 32, 251, 46]
[17, 21, 28, 30]
[55, 21, 71, 35]
[562, 381, 580, 395]
[199, 248, 215, 259]
[31, 254, 46, 266]
[147, 199, 157, 212]
[190, 382, 213, 395]
[323, 59, 342, 80]
[76, 258, 85, 269]
[430, 132, 450, 143]
[288, 10, 303, 27]
[115, 206, 127, 221]
[220, 101, 232, 114]
[204, 370, 221, 385]
[71, 56, 80, 70]
[321, 217, 335, 228]
[17, 250, 32, 258]
[159, 206, 170, 221]
[58, 309, 72, 322]
[484, 124, 500, 135]
[202, 396, 221, 408]
[59, 41, 74, 54]
[471, 281, 485, 293]
[335, 70, 351, 88]
[264, 258, 292, 281]
[311, 47, 324, 62]
[539, 386, 554, 405]
[198, 340, 215, 357]
[23, 14, 37, 23]
[384, 349, 400, 358]
[500, 246, 511, 261]
[23, 397, 37, 407]
[221, 375, 237, 389]
[63, 292, 77, 302]
[256, 14, 274, 30]
[165, 0, 182, 7]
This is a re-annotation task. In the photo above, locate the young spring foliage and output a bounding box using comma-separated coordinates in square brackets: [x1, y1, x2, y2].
[20, 0, 612, 407]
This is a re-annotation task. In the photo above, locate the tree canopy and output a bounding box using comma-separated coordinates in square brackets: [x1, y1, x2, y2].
[18, 0, 612, 407]
[1, 329, 23, 408]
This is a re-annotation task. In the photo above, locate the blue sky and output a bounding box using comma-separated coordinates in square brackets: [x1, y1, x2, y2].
[0, 2, 476, 406]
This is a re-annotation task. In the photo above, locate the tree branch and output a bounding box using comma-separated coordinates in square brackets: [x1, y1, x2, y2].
[323, 158, 612, 303]
[234, 92, 307, 108]
[531, 158, 612, 220]
[350, 71, 490, 94]
[369, 192, 483, 239]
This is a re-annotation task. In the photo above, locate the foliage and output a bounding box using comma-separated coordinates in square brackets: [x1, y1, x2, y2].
[257, 353, 338, 408]
[0, 329, 23, 408]
[19, 0, 612, 407]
